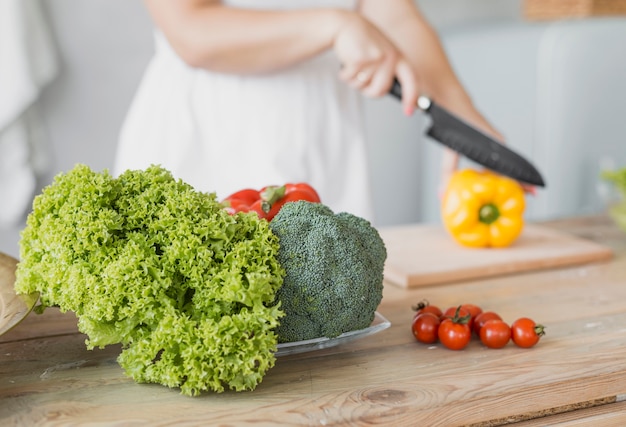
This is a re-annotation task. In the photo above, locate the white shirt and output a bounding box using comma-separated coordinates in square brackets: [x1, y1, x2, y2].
[114, 0, 374, 220]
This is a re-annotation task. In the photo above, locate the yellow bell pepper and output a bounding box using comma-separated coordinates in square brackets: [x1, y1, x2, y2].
[441, 169, 525, 248]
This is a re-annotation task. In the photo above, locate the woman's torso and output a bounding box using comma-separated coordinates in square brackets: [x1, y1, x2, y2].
[115, 0, 375, 220]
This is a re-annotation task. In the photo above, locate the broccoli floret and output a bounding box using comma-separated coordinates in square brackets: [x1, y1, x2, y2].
[269, 201, 386, 343]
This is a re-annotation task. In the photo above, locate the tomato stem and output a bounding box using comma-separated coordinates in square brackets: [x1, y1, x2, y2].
[535, 324, 546, 337]
[411, 299, 430, 312]
[479, 203, 500, 225]
[451, 306, 471, 325]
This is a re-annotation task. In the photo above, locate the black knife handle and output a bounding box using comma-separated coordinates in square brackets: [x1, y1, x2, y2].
[389, 78, 432, 111]
[389, 78, 403, 101]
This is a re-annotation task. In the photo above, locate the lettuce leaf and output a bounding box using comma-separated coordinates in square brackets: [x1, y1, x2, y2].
[15, 164, 284, 395]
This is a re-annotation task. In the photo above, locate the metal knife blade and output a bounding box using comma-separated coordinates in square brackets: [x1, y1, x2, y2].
[389, 79, 545, 187]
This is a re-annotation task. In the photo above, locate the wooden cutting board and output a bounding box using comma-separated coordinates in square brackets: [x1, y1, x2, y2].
[379, 223, 614, 288]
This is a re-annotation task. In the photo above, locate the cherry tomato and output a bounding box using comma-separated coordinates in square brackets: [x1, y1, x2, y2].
[479, 319, 511, 349]
[438, 316, 471, 351]
[444, 306, 473, 323]
[460, 304, 483, 329]
[412, 300, 443, 319]
[511, 318, 545, 348]
[473, 311, 503, 337]
[443, 306, 471, 323]
[411, 312, 441, 344]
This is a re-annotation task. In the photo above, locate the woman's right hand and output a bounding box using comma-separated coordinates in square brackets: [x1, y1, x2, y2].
[333, 12, 419, 116]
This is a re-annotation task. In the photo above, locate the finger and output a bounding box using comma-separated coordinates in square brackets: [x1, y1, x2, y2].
[339, 64, 360, 82]
[339, 62, 377, 90]
[353, 69, 375, 89]
[394, 60, 419, 116]
[361, 56, 396, 99]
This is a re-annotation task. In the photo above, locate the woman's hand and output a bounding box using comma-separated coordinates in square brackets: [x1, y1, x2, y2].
[333, 12, 419, 116]
[357, 0, 536, 195]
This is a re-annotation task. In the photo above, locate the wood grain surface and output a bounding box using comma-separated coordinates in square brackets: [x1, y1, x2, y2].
[380, 223, 614, 288]
[1, 215, 625, 426]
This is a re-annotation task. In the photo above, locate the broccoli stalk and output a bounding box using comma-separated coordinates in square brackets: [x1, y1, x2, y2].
[269, 201, 386, 343]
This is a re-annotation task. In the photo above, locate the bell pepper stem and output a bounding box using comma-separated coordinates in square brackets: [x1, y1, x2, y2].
[260, 185, 286, 213]
[479, 203, 500, 225]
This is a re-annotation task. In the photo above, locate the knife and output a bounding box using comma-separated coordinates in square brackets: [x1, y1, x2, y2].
[389, 79, 545, 187]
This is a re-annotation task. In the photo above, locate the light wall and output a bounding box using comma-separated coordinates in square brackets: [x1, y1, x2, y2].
[16, 0, 616, 258]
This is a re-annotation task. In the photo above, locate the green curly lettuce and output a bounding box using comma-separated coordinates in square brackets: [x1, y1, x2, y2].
[15, 164, 284, 395]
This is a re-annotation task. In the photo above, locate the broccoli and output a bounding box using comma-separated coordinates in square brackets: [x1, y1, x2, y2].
[15, 164, 285, 395]
[269, 201, 386, 343]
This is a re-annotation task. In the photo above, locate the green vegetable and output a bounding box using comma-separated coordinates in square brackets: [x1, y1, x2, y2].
[602, 168, 626, 232]
[15, 164, 284, 396]
[269, 200, 386, 343]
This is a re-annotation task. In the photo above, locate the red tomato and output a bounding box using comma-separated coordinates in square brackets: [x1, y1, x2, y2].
[438, 318, 471, 350]
[411, 312, 441, 344]
[443, 306, 471, 322]
[511, 318, 545, 348]
[473, 311, 503, 337]
[412, 300, 443, 319]
[415, 306, 443, 319]
[461, 304, 483, 329]
[479, 319, 511, 349]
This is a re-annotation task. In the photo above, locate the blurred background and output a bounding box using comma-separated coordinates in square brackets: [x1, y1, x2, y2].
[2, 0, 626, 257]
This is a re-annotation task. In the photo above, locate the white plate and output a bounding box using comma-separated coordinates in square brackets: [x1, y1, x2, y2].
[275, 311, 391, 357]
[0, 253, 39, 336]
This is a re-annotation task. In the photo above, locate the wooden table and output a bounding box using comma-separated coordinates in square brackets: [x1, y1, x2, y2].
[1, 215, 626, 426]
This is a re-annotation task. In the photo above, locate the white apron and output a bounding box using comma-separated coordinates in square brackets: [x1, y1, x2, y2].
[114, 0, 374, 220]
